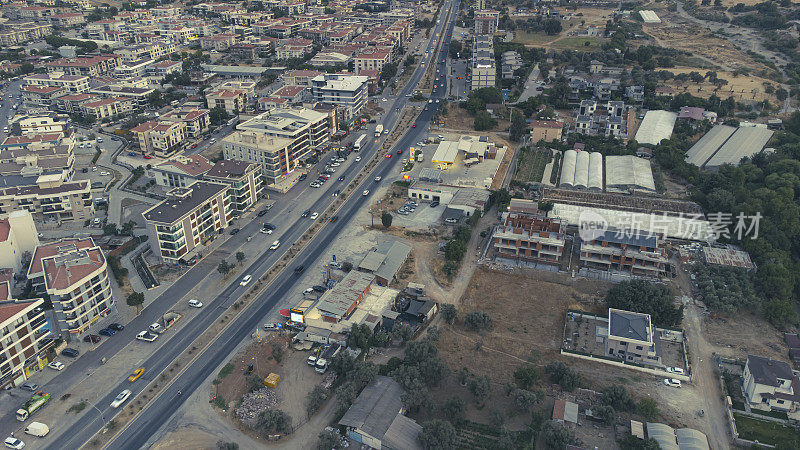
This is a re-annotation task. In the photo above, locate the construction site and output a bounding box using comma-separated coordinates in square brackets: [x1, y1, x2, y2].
[540, 187, 704, 217]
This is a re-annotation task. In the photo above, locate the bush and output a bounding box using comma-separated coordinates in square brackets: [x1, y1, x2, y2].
[638, 398, 659, 421]
[257, 409, 291, 434]
[605, 280, 683, 327]
[545, 361, 581, 391]
[467, 374, 491, 403]
[541, 421, 575, 449]
[341, 261, 353, 272]
[464, 311, 493, 332]
[602, 385, 635, 412]
[419, 419, 457, 450]
[441, 304, 457, 324]
[306, 385, 328, 416]
[514, 364, 539, 389]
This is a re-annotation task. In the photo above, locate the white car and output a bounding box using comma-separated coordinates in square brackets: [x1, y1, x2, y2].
[355, 156, 361, 162]
[260, 227, 273, 234]
[110, 389, 132, 408]
[47, 361, 64, 371]
[663, 378, 682, 388]
[100, 171, 110, 176]
[240, 275, 252, 286]
[374, 176, 382, 182]
[381, 98, 387, 102]
[4, 437, 24, 449]
[330, 162, 341, 167]
[188, 299, 203, 308]
[310, 212, 319, 220]
[269, 241, 280, 250]
[666, 367, 685, 375]
[362, 190, 370, 196]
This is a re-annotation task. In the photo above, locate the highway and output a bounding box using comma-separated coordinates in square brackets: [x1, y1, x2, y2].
[50, 1, 460, 448]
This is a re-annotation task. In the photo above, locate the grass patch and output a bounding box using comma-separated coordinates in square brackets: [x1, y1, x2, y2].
[512, 31, 556, 46]
[734, 413, 800, 447]
[217, 362, 234, 379]
[552, 37, 605, 52]
[549, 151, 561, 185]
[513, 147, 552, 184]
[68, 401, 87, 413]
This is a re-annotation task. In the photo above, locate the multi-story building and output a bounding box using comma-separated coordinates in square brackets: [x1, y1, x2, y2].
[0, 179, 92, 223]
[44, 55, 120, 77]
[283, 69, 324, 87]
[205, 88, 248, 115]
[744, 354, 800, 414]
[21, 85, 66, 108]
[24, 72, 90, 94]
[204, 160, 263, 213]
[501, 50, 522, 79]
[311, 74, 368, 121]
[354, 51, 391, 76]
[0, 22, 51, 46]
[199, 33, 237, 51]
[11, 114, 69, 137]
[530, 120, 564, 143]
[130, 120, 187, 157]
[80, 97, 135, 120]
[493, 210, 565, 264]
[114, 59, 155, 80]
[474, 10, 499, 35]
[222, 131, 294, 185]
[143, 181, 233, 263]
[605, 308, 661, 366]
[0, 211, 40, 274]
[28, 238, 113, 337]
[579, 227, 668, 277]
[150, 155, 214, 188]
[147, 59, 182, 79]
[50, 12, 86, 28]
[0, 297, 53, 389]
[161, 107, 210, 138]
[471, 35, 495, 91]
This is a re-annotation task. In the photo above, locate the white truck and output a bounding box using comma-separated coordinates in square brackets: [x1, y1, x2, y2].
[374, 124, 383, 137]
[416, 152, 423, 162]
[136, 331, 158, 342]
[315, 343, 341, 374]
[24, 422, 49, 437]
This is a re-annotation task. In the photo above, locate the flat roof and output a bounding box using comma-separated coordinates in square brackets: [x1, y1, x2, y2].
[431, 141, 459, 164]
[702, 246, 755, 269]
[316, 270, 374, 318]
[142, 181, 229, 225]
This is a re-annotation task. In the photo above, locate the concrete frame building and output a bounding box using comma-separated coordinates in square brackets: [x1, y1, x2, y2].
[743, 354, 800, 414]
[0, 179, 93, 224]
[0, 297, 53, 389]
[493, 211, 565, 264]
[579, 227, 668, 277]
[204, 160, 263, 213]
[311, 74, 368, 121]
[0, 211, 41, 274]
[605, 308, 661, 366]
[24, 72, 90, 94]
[150, 155, 214, 188]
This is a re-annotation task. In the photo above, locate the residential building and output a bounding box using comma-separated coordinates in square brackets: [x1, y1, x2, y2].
[283, 69, 324, 87]
[21, 85, 66, 108]
[150, 155, 214, 188]
[579, 228, 667, 277]
[114, 59, 155, 80]
[10, 113, 68, 137]
[199, 33, 237, 51]
[0, 211, 40, 274]
[147, 59, 182, 78]
[143, 181, 233, 263]
[204, 160, 263, 213]
[311, 74, 368, 120]
[44, 54, 120, 77]
[605, 308, 661, 365]
[24, 72, 90, 94]
[339, 376, 423, 450]
[161, 107, 210, 138]
[130, 120, 187, 157]
[50, 12, 86, 28]
[474, 10, 499, 35]
[0, 297, 52, 389]
[743, 354, 800, 414]
[27, 238, 113, 336]
[0, 21, 51, 46]
[493, 211, 565, 264]
[205, 87, 248, 115]
[0, 179, 92, 223]
[470, 35, 495, 91]
[356, 241, 411, 285]
[354, 51, 391, 76]
[272, 85, 309, 104]
[530, 120, 564, 143]
[80, 97, 135, 121]
[501, 50, 522, 79]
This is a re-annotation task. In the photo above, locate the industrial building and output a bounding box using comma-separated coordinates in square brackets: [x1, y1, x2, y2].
[605, 155, 656, 193]
[558, 150, 603, 190]
[634, 110, 677, 145]
[685, 125, 774, 169]
[357, 241, 412, 285]
[431, 141, 459, 169]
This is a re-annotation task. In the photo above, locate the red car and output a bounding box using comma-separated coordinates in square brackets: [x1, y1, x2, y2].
[386, 154, 391, 158]
[190, 143, 198, 149]
[143, 155, 152, 159]
[397, 148, 402, 154]
[83, 334, 101, 344]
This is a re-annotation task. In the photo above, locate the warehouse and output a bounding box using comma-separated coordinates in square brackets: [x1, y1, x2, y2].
[634, 110, 677, 145]
[704, 126, 773, 169]
[685, 125, 736, 167]
[588, 152, 603, 190]
[558, 150, 602, 190]
[559, 149, 577, 187]
[574, 151, 590, 188]
[431, 141, 459, 169]
[605, 155, 656, 193]
[639, 10, 662, 23]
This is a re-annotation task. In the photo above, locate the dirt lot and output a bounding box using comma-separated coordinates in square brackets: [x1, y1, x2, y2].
[511, 7, 614, 50]
[702, 312, 787, 361]
[440, 105, 510, 133]
[662, 67, 781, 104]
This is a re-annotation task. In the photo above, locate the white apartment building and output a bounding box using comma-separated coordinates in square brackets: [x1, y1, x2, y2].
[24, 72, 90, 93]
[0, 297, 53, 389]
[0, 211, 40, 274]
[311, 74, 368, 121]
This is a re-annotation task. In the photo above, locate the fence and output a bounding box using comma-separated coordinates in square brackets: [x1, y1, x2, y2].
[561, 349, 690, 381]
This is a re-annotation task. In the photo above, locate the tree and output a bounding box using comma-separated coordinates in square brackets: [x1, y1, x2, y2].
[330, 353, 355, 376]
[513, 388, 540, 411]
[120, 221, 135, 236]
[392, 322, 413, 342]
[464, 311, 493, 332]
[126, 291, 145, 314]
[763, 298, 797, 329]
[474, 110, 497, 131]
[638, 398, 659, 421]
[216, 442, 239, 450]
[257, 409, 291, 433]
[217, 261, 231, 276]
[776, 88, 788, 102]
[509, 111, 528, 142]
[347, 323, 374, 352]
[426, 326, 441, 343]
[441, 304, 457, 324]
[467, 374, 491, 403]
[593, 404, 616, 425]
[449, 39, 462, 59]
[541, 421, 575, 449]
[419, 420, 457, 450]
[514, 364, 539, 389]
[545, 361, 581, 391]
[602, 385, 635, 412]
[209, 106, 230, 125]
[306, 385, 328, 416]
[619, 435, 661, 450]
[381, 212, 393, 228]
[235, 251, 245, 265]
[605, 280, 683, 327]
[543, 18, 562, 35]
[401, 378, 432, 412]
[103, 222, 117, 235]
[444, 239, 466, 261]
[441, 396, 465, 425]
[380, 62, 398, 81]
[315, 430, 341, 450]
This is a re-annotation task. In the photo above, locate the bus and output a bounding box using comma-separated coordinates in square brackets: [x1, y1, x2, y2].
[354, 134, 366, 150]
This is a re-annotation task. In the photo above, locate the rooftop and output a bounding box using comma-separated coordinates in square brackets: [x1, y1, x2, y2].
[608, 308, 653, 344]
[142, 181, 229, 225]
[747, 354, 793, 386]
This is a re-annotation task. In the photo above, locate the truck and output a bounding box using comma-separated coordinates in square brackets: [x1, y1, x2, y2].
[24, 421, 50, 437]
[16, 392, 50, 421]
[315, 343, 341, 374]
[417, 152, 424, 162]
[353, 134, 366, 150]
[136, 331, 159, 342]
[374, 124, 383, 137]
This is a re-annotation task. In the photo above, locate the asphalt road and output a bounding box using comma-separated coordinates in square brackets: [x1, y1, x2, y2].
[90, 3, 459, 448]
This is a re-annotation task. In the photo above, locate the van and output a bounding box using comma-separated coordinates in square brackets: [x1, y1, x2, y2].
[24, 422, 49, 437]
[148, 323, 161, 333]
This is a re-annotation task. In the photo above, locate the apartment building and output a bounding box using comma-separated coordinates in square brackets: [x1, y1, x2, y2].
[115, 42, 177, 62]
[161, 107, 210, 138]
[24, 72, 90, 94]
[744, 354, 800, 414]
[55, 93, 96, 114]
[0, 297, 52, 389]
[355, 51, 391, 75]
[493, 211, 565, 264]
[80, 97, 135, 120]
[0, 179, 92, 223]
[471, 35, 496, 91]
[474, 10, 499, 35]
[0, 22, 51, 46]
[27, 238, 113, 337]
[204, 160, 263, 213]
[130, 120, 188, 157]
[605, 308, 662, 366]
[0, 211, 40, 274]
[206, 88, 248, 115]
[147, 59, 182, 78]
[143, 181, 233, 263]
[199, 33, 237, 51]
[114, 59, 155, 79]
[21, 85, 66, 108]
[272, 85, 308, 104]
[579, 228, 668, 277]
[222, 131, 295, 185]
[530, 120, 565, 143]
[50, 12, 86, 28]
[311, 74, 368, 121]
[150, 154, 214, 188]
[45, 55, 120, 77]
[282, 69, 324, 87]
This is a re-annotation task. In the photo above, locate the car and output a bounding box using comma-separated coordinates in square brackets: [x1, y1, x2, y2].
[259, 226, 273, 234]
[111, 137, 120, 141]
[61, 348, 79, 358]
[109, 323, 124, 331]
[363, 190, 370, 196]
[111, 389, 132, 408]
[190, 143, 198, 149]
[257, 209, 269, 217]
[263, 223, 276, 230]
[330, 215, 339, 222]
[333, 189, 340, 196]
[355, 156, 361, 162]
[79, 143, 84, 148]
[294, 265, 305, 274]
[20, 382, 38, 392]
[99, 328, 115, 336]
[269, 241, 280, 250]
[412, 124, 416, 128]
[307, 212, 318, 220]
[301, 209, 310, 217]
[445, 217, 458, 224]
[143, 155, 152, 160]
[229, 228, 240, 235]
[240, 275, 252, 286]
[47, 361, 64, 371]
[436, 99, 440, 103]
[666, 367, 685, 375]
[128, 151, 136, 156]
[430, 200, 440, 207]
[381, 98, 387, 102]
[330, 162, 340, 167]
[4, 437, 24, 449]
[385, 154, 391, 158]
[304, 287, 315, 295]
[663, 378, 682, 388]
[263, 323, 277, 330]
[374, 176, 382, 182]
[337, 175, 345, 182]
[100, 171, 110, 176]
[83, 334, 101, 344]
[128, 367, 146, 382]
[86, 142, 92, 148]
[310, 182, 320, 188]
[312, 285, 326, 293]
[188, 299, 203, 308]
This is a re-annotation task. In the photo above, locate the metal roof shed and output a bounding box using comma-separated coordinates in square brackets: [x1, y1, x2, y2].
[559, 149, 577, 187]
[704, 126, 773, 169]
[647, 422, 680, 450]
[676, 428, 710, 450]
[431, 141, 459, 165]
[588, 152, 603, 191]
[685, 125, 736, 167]
[635, 110, 677, 145]
[574, 151, 590, 188]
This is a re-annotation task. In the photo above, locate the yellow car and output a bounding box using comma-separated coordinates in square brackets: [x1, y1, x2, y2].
[128, 367, 145, 382]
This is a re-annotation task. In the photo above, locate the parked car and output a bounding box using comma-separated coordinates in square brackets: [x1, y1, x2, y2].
[83, 334, 101, 344]
[188, 299, 203, 308]
[430, 200, 440, 208]
[263, 223, 276, 230]
[47, 361, 64, 371]
[229, 228, 240, 235]
[257, 209, 269, 217]
[4, 437, 24, 449]
[109, 323, 124, 331]
[312, 285, 326, 293]
[666, 367, 685, 375]
[263, 323, 277, 330]
[663, 378, 682, 388]
[20, 382, 38, 392]
[99, 328, 115, 336]
[61, 348, 79, 358]
[298, 173, 307, 181]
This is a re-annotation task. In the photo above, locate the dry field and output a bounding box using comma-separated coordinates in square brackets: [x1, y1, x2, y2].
[703, 312, 787, 361]
[440, 106, 510, 133]
[662, 67, 781, 104]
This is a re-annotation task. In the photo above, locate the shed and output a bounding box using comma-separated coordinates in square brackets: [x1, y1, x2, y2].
[431, 141, 459, 166]
[358, 241, 412, 285]
[685, 125, 736, 167]
[574, 151, 590, 189]
[559, 149, 577, 187]
[588, 152, 603, 191]
[605, 155, 656, 192]
[553, 399, 579, 423]
[635, 110, 677, 145]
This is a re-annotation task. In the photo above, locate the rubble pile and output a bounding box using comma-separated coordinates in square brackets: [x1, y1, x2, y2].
[235, 387, 279, 427]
